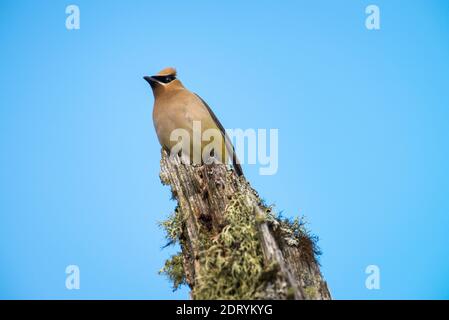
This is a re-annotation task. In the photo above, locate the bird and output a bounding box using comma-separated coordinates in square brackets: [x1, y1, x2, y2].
[144, 67, 244, 177]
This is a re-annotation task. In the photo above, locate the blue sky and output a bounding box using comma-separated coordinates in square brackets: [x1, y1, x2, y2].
[0, 0, 448, 299]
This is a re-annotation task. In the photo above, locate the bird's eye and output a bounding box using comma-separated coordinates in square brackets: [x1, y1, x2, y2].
[166, 77, 171, 83]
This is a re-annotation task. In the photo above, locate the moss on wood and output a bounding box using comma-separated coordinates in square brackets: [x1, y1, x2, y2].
[159, 193, 322, 299]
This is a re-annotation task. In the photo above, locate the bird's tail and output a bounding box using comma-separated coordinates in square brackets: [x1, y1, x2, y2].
[232, 153, 244, 177]
[224, 135, 244, 177]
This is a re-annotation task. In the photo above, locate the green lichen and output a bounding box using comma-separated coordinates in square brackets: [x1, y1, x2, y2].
[158, 207, 187, 291]
[269, 213, 321, 266]
[193, 193, 267, 300]
[159, 206, 183, 247]
[159, 194, 322, 298]
[303, 286, 318, 299]
[159, 252, 186, 291]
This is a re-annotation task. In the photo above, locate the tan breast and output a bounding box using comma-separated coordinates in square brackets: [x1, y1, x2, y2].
[152, 88, 226, 163]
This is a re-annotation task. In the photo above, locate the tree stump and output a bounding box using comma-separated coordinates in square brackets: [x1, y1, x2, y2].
[158, 149, 331, 300]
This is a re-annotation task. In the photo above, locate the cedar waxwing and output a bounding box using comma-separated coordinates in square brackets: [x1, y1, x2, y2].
[144, 67, 243, 176]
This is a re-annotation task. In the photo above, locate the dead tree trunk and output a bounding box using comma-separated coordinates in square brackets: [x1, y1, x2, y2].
[159, 150, 331, 300]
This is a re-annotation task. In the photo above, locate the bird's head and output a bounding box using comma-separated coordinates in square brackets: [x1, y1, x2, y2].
[143, 67, 182, 97]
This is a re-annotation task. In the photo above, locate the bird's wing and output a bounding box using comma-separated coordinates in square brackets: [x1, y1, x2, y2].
[194, 93, 244, 176]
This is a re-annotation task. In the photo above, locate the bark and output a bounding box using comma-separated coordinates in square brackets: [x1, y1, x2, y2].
[159, 149, 331, 300]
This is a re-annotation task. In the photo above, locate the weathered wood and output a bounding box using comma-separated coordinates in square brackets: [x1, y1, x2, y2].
[159, 149, 331, 300]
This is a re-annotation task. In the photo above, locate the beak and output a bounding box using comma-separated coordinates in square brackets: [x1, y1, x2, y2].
[143, 76, 156, 86]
